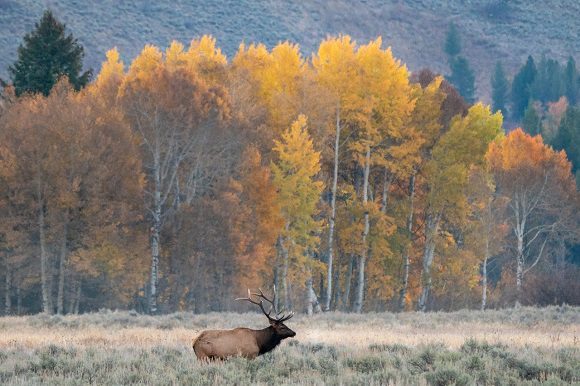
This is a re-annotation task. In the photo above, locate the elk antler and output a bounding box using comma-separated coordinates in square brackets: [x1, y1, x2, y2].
[236, 287, 294, 323]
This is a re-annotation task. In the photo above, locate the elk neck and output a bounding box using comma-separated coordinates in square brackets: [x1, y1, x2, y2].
[255, 326, 283, 355]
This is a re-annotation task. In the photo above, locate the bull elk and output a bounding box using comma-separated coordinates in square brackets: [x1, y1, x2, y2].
[192, 288, 296, 360]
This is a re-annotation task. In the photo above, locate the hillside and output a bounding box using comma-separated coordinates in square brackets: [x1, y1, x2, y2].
[0, 0, 579, 102]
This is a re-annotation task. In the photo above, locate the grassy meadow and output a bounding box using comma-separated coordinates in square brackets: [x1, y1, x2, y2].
[0, 306, 578, 385]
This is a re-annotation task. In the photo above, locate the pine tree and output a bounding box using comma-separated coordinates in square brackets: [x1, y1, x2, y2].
[531, 56, 563, 104]
[564, 57, 578, 105]
[444, 23, 461, 59]
[9, 10, 91, 96]
[551, 106, 580, 180]
[522, 101, 541, 136]
[491, 61, 509, 114]
[443, 23, 475, 104]
[511, 56, 536, 120]
[447, 56, 475, 104]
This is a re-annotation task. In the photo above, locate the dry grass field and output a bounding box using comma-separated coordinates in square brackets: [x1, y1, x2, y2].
[0, 306, 578, 385]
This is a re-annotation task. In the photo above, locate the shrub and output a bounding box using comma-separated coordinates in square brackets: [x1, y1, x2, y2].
[408, 347, 436, 373]
[344, 356, 387, 373]
[369, 343, 411, 354]
[426, 367, 471, 386]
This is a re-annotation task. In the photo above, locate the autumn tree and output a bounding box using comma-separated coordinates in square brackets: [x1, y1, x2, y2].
[271, 115, 324, 313]
[9, 10, 91, 96]
[397, 74, 446, 310]
[220, 146, 284, 294]
[466, 166, 507, 310]
[311, 35, 360, 311]
[120, 44, 229, 314]
[0, 77, 143, 314]
[417, 104, 502, 311]
[487, 128, 578, 305]
[349, 38, 415, 313]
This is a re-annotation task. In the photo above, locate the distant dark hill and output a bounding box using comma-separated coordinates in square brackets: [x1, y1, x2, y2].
[1, 0, 578, 102]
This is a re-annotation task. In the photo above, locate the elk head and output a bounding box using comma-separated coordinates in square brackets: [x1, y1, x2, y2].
[236, 288, 296, 339]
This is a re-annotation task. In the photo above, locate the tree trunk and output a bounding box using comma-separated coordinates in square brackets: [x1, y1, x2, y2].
[68, 280, 76, 314]
[398, 174, 415, 311]
[515, 244, 524, 307]
[4, 263, 11, 316]
[279, 234, 290, 311]
[332, 256, 341, 309]
[381, 168, 392, 213]
[514, 199, 525, 307]
[343, 255, 354, 311]
[418, 211, 440, 312]
[273, 258, 280, 311]
[16, 286, 21, 315]
[481, 249, 488, 311]
[353, 146, 371, 313]
[57, 221, 68, 315]
[149, 155, 162, 315]
[325, 104, 341, 311]
[305, 270, 322, 316]
[37, 182, 51, 314]
[73, 280, 81, 314]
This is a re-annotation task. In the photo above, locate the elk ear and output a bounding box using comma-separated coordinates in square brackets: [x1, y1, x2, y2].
[269, 319, 277, 326]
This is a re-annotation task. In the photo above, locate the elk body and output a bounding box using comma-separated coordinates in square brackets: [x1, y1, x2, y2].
[192, 289, 295, 360]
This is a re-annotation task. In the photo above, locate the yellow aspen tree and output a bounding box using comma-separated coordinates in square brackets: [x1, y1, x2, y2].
[398, 76, 445, 310]
[91, 48, 125, 102]
[271, 115, 324, 313]
[184, 35, 228, 85]
[350, 38, 415, 313]
[417, 104, 502, 311]
[231, 42, 305, 137]
[311, 35, 360, 310]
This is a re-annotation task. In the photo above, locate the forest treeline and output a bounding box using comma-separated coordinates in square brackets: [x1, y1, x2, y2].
[0, 24, 579, 315]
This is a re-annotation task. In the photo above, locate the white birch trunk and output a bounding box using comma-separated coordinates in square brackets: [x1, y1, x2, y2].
[325, 104, 341, 311]
[481, 249, 488, 311]
[306, 271, 322, 316]
[37, 178, 51, 314]
[418, 211, 440, 312]
[398, 174, 415, 311]
[4, 262, 10, 315]
[353, 145, 371, 313]
[149, 154, 162, 314]
[513, 193, 525, 307]
[57, 222, 67, 315]
[279, 233, 290, 311]
[343, 255, 354, 310]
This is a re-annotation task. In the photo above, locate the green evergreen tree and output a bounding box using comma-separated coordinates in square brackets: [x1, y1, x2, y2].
[444, 23, 461, 59]
[564, 57, 578, 105]
[511, 55, 536, 120]
[9, 10, 92, 96]
[522, 101, 541, 136]
[447, 56, 475, 103]
[531, 55, 563, 104]
[551, 106, 580, 179]
[491, 61, 509, 114]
